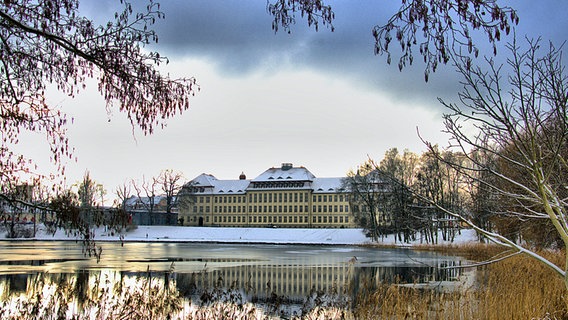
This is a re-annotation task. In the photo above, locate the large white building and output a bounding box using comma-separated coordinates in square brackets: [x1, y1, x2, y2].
[177, 163, 357, 228]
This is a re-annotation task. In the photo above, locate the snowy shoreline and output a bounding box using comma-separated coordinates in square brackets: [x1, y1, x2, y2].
[1, 225, 479, 246]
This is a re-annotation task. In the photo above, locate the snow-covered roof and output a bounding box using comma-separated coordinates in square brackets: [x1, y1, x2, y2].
[190, 173, 217, 187]
[252, 165, 316, 182]
[213, 180, 250, 194]
[184, 164, 347, 195]
[312, 177, 345, 193]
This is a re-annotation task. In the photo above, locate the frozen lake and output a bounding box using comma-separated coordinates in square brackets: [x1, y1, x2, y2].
[0, 241, 468, 299]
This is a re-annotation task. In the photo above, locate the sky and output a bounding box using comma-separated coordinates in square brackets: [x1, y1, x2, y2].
[20, 1, 568, 202]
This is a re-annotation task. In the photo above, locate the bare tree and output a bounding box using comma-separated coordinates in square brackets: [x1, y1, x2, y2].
[156, 169, 184, 225]
[342, 160, 388, 242]
[267, 0, 519, 80]
[0, 0, 198, 192]
[377, 148, 419, 243]
[114, 181, 132, 210]
[426, 37, 568, 288]
[132, 175, 158, 225]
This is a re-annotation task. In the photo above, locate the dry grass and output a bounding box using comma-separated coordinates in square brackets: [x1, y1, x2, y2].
[353, 244, 568, 319]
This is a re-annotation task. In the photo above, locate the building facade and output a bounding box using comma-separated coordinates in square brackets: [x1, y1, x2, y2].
[124, 195, 178, 226]
[177, 163, 357, 228]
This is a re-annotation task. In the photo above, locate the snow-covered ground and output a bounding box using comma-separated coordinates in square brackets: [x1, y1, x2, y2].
[1, 224, 479, 246]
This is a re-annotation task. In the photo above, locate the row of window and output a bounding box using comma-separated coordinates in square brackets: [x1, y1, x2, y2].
[208, 215, 350, 224]
[192, 204, 351, 214]
[251, 181, 305, 188]
[197, 192, 350, 205]
[191, 266, 350, 295]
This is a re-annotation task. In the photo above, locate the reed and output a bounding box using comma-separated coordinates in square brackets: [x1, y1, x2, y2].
[352, 245, 568, 319]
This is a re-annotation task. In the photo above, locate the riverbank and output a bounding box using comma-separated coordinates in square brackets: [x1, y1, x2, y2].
[1, 224, 479, 246]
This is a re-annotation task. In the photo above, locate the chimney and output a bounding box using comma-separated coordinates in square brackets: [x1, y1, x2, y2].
[281, 163, 293, 171]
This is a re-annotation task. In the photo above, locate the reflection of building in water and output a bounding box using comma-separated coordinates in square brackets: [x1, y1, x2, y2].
[0, 259, 466, 304]
[175, 263, 356, 300]
[174, 259, 465, 300]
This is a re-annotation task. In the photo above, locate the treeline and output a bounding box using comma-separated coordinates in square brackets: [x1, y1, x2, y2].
[346, 143, 565, 248]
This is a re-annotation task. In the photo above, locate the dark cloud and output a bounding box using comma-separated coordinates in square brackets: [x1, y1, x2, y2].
[141, 1, 567, 108]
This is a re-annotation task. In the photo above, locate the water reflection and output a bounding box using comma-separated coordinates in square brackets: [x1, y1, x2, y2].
[0, 242, 467, 303]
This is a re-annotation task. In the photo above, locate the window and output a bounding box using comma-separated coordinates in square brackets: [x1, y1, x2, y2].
[294, 193, 298, 202]
[279, 193, 282, 202]
[206, 206, 210, 213]
[318, 195, 322, 202]
[323, 195, 327, 202]
[206, 197, 210, 203]
[299, 193, 303, 202]
[284, 193, 288, 202]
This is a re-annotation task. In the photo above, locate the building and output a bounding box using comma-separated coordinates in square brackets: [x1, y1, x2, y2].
[177, 163, 357, 228]
[124, 195, 178, 225]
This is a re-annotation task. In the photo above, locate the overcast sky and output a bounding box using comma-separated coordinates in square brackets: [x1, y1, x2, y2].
[26, 1, 568, 202]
